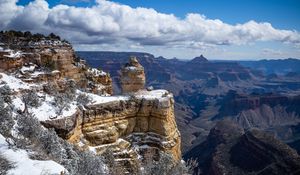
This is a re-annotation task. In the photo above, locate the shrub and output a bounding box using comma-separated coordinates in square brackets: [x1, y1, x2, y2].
[15, 111, 107, 174]
[52, 79, 76, 115]
[0, 85, 12, 103]
[44, 59, 56, 71]
[21, 90, 41, 108]
[76, 93, 91, 106]
[0, 154, 14, 175]
[0, 96, 14, 137]
[142, 152, 191, 175]
[43, 83, 58, 95]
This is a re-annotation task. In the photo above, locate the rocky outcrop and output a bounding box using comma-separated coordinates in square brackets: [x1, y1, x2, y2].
[120, 57, 145, 93]
[43, 90, 181, 173]
[184, 120, 300, 175]
[40, 58, 181, 173]
[0, 34, 113, 95]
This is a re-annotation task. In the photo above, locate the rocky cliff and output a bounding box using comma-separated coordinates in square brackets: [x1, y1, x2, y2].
[42, 59, 181, 173]
[0, 32, 112, 95]
[0, 31, 181, 174]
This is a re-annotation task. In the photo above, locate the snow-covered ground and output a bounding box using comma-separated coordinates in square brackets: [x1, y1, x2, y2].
[0, 73, 31, 90]
[0, 134, 66, 175]
[135, 89, 172, 100]
[4, 50, 23, 59]
[1, 72, 171, 122]
[85, 91, 129, 105]
[87, 68, 107, 76]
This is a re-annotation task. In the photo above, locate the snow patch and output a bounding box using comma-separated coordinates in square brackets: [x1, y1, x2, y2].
[0, 73, 30, 90]
[4, 51, 23, 58]
[135, 89, 172, 100]
[0, 134, 66, 175]
[12, 97, 25, 112]
[84, 92, 129, 105]
[88, 68, 107, 76]
[125, 66, 137, 71]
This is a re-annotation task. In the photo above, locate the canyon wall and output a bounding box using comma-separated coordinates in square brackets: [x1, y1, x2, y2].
[0, 34, 181, 173]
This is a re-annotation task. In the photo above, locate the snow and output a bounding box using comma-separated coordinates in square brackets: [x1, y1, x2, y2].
[29, 98, 57, 121]
[125, 66, 137, 71]
[87, 68, 107, 76]
[51, 70, 60, 74]
[12, 97, 25, 112]
[135, 89, 172, 100]
[0, 134, 66, 175]
[29, 95, 78, 121]
[0, 73, 30, 90]
[4, 51, 23, 58]
[61, 102, 78, 117]
[30, 71, 45, 77]
[20, 65, 36, 73]
[85, 92, 129, 105]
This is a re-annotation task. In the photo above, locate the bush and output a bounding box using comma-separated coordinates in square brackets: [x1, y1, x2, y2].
[43, 83, 58, 95]
[0, 85, 12, 103]
[22, 90, 41, 108]
[76, 94, 91, 106]
[52, 79, 76, 115]
[0, 154, 14, 175]
[142, 152, 190, 175]
[53, 92, 74, 115]
[0, 96, 14, 137]
[44, 59, 56, 71]
[15, 112, 107, 174]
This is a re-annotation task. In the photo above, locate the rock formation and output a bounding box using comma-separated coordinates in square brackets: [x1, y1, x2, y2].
[43, 89, 181, 172]
[120, 56, 146, 93]
[43, 74, 181, 173]
[0, 33, 112, 95]
[184, 120, 300, 175]
[0, 31, 182, 173]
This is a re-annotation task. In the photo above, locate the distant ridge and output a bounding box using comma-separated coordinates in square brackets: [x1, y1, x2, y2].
[189, 54, 208, 63]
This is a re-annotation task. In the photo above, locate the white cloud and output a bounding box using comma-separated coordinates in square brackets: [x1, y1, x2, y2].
[0, 0, 22, 29]
[0, 0, 300, 52]
[8, 0, 49, 30]
[261, 48, 284, 56]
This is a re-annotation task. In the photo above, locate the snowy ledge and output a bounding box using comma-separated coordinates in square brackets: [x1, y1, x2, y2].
[0, 134, 66, 175]
[1, 72, 172, 122]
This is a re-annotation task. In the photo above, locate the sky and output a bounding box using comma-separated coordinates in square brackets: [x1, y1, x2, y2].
[1, 0, 300, 60]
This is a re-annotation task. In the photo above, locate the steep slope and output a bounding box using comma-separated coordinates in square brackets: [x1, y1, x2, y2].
[77, 51, 300, 153]
[184, 120, 300, 175]
[0, 31, 182, 174]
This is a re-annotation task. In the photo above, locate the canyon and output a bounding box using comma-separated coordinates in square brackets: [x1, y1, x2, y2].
[0, 31, 182, 174]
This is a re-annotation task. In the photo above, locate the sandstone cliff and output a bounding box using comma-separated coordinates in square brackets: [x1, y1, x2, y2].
[0, 33, 112, 95]
[0, 32, 182, 174]
[41, 59, 181, 173]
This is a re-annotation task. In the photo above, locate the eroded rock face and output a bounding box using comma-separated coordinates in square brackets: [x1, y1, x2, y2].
[0, 43, 113, 95]
[184, 120, 300, 175]
[42, 90, 181, 173]
[121, 57, 146, 93]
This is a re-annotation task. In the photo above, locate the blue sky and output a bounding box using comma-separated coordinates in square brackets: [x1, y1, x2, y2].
[4, 0, 300, 59]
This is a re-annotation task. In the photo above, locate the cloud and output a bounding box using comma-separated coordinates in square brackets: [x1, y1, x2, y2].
[1, 0, 300, 50]
[261, 48, 284, 56]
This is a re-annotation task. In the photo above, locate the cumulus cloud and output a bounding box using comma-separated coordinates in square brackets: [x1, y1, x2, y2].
[1, 0, 300, 49]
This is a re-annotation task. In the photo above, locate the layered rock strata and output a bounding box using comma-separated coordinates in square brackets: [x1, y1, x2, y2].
[40, 57, 181, 173]
[42, 90, 181, 173]
[121, 57, 146, 93]
[0, 40, 112, 95]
